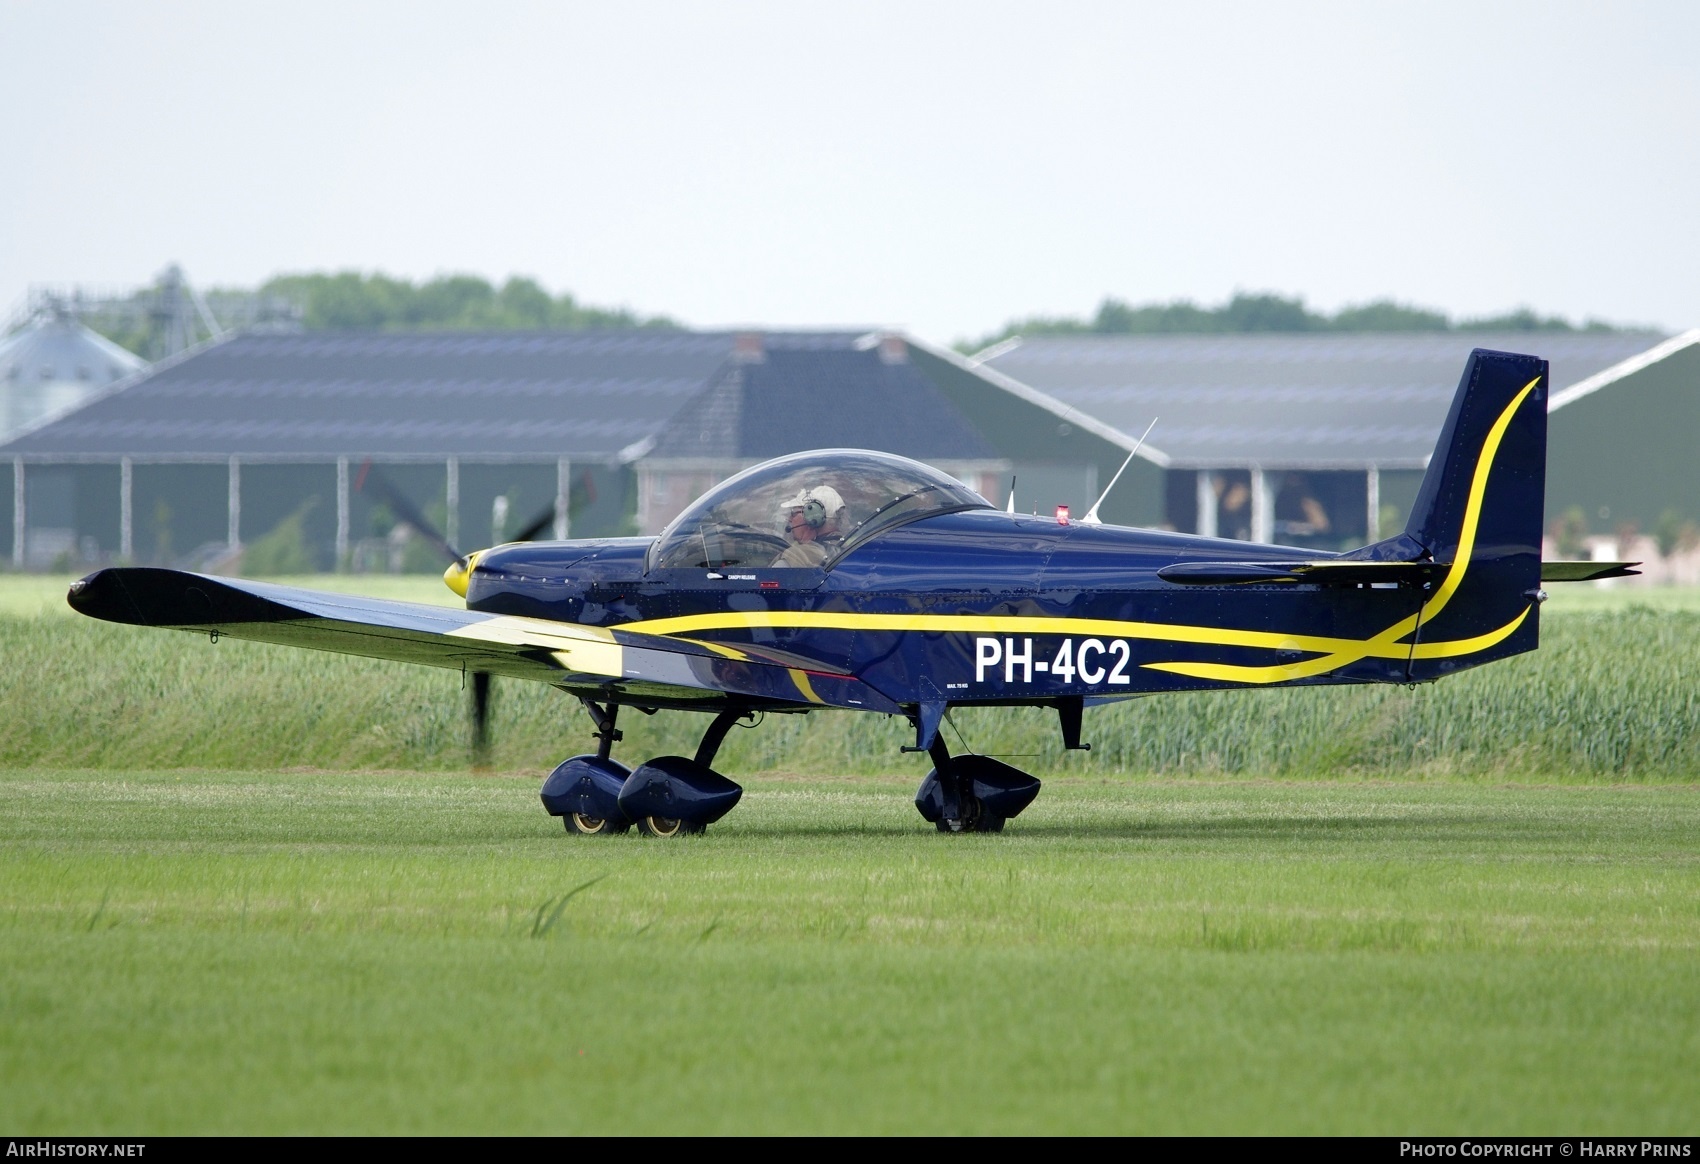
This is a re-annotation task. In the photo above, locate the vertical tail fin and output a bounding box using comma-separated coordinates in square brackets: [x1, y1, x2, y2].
[1405, 348, 1548, 567]
[1388, 349, 1549, 676]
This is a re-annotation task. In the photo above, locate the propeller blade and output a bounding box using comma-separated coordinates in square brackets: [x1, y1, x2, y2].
[355, 460, 463, 565]
[509, 503, 561, 545]
[471, 670, 492, 769]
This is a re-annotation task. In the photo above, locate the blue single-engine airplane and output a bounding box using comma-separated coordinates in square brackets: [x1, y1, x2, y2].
[69, 349, 1634, 836]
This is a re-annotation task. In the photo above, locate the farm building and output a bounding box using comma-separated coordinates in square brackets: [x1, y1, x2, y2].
[0, 328, 1151, 571]
[1544, 330, 1700, 528]
[1, 306, 145, 446]
[980, 330, 1686, 552]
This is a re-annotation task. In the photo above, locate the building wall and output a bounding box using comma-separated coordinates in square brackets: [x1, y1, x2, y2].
[1164, 467, 1427, 548]
[1000, 462, 1095, 519]
[23, 466, 81, 565]
[130, 464, 229, 564]
[560, 463, 634, 540]
[340, 460, 632, 565]
[638, 465, 727, 535]
[3, 451, 1442, 567]
[1547, 343, 1700, 537]
[4, 456, 634, 573]
[240, 463, 340, 568]
[1377, 470, 1426, 539]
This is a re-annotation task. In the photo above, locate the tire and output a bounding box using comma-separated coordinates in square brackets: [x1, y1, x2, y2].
[566, 813, 630, 836]
[934, 796, 986, 834]
[637, 815, 705, 838]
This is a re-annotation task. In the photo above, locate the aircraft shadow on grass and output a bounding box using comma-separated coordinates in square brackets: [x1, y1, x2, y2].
[624, 807, 1506, 843]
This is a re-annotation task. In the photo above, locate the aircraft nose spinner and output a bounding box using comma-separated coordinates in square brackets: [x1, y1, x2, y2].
[443, 551, 480, 598]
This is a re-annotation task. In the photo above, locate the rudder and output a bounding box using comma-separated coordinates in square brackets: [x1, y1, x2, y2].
[1405, 348, 1548, 567]
[1399, 348, 1548, 676]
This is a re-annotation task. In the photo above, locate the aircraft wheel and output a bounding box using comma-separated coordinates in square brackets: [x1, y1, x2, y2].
[566, 812, 630, 836]
[935, 796, 986, 834]
[637, 815, 705, 838]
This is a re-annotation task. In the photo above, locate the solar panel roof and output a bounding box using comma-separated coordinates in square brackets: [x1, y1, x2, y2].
[3, 329, 1016, 466]
[983, 332, 1666, 469]
[1, 330, 736, 458]
[650, 336, 998, 462]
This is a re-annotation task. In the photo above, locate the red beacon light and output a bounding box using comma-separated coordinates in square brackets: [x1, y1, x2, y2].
[1055, 504, 1070, 525]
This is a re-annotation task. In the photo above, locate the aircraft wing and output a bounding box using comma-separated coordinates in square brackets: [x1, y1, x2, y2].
[67, 568, 900, 714]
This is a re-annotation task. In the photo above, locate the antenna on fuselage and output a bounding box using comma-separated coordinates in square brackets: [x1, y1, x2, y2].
[1080, 417, 1158, 527]
[1005, 475, 1017, 514]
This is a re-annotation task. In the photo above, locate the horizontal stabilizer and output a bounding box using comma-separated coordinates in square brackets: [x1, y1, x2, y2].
[1165, 558, 1641, 588]
[1158, 560, 1439, 586]
[1157, 562, 1302, 584]
[1540, 561, 1641, 582]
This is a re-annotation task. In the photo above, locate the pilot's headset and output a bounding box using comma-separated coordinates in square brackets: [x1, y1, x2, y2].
[805, 486, 846, 531]
[782, 486, 838, 530]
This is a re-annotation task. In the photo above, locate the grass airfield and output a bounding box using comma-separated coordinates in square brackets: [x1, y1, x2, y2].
[4, 769, 1697, 1135]
[3, 574, 1699, 1134]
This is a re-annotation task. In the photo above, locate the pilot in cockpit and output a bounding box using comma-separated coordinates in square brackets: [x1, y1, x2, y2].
[772, 485, 848, 567]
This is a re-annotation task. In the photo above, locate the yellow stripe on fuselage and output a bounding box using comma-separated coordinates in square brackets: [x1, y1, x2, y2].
[625, 609, 1371, 656]
[1416, 377, 1538, 626]
[1145, 377, 1539, 683]
[608, 377, 1539, 688]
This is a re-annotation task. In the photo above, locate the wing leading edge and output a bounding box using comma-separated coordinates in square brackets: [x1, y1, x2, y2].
[66, 568, 899, 714]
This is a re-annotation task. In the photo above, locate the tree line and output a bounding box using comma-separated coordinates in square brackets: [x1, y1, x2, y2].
[963, 292, 1631, 353]
[69, 269, 1634, 358]
[64, 270, 677, 359]
[258, 271, 678, 332]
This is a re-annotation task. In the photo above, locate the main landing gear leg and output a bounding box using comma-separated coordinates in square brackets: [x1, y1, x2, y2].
[539, 699, 633, 836]
[694, 709, 743, 768]
[923, 734, 981, 833]
[587, 699, 622, 761]
[912, 727, 1043, 835]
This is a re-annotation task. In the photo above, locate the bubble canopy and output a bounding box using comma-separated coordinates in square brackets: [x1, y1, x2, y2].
[649, 449, 993, 571]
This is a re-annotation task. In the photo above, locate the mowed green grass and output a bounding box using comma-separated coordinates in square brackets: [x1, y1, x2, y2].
[4, 575, 1699, 1133]
[2, 768, 1697, 1134]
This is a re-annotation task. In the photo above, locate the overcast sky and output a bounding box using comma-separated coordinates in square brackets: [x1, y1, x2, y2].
[2, 0, 1695, 343]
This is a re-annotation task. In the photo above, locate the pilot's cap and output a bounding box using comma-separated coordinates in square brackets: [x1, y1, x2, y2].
[780, 485, 847, 526]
